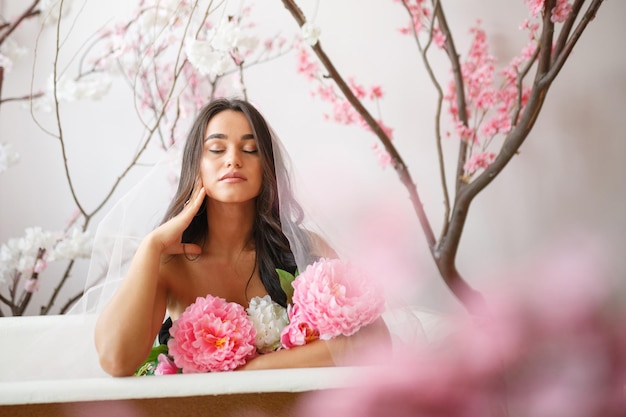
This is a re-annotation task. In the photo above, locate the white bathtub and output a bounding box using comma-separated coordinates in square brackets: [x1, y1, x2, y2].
[0, 309, 444, 416]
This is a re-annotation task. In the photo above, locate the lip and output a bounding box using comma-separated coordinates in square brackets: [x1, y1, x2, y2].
[219, 171, 247, 182]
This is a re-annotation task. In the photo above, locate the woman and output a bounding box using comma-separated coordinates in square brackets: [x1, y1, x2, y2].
[95, 98, 387, 377]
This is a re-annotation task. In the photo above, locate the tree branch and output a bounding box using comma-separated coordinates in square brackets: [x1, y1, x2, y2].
[552, 0, 585, 63]
[0, 0, 41, 45]
[545, 0, 604, 84]
[432, 1, 469, 195]
[400, 0, 452, 242]
[280, 0, 437, 251]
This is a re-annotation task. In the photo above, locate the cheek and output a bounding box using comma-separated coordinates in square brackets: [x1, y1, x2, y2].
[199, 160, 214, 184]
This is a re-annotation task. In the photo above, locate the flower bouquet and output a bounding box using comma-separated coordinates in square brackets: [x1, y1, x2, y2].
[135, 258, 385, 375]
[279, 258, 386, 348]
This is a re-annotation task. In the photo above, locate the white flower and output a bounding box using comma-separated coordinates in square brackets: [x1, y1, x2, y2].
[0, 228, 57, 284]
[0, 53, 13, 72]
[48, 228, 92, 261]
[246, 295, 289, 353]
[0, 143, 20, 173]
[301, 22, 321, 46]
[50, 73, 112, 102]
[37, 0, 73, 26]
[210, 19, 241, 52]
[185, 39, 229, 77]
[0, 39, 28, 73]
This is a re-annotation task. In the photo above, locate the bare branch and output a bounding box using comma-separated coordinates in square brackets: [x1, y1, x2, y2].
[545, 0, 605, 84]
[0, 1, 41, 45]
[281, 0, 437, 252]
[400, 0, 452, 242]
[432, 1, 469, 194]
[536, 0, 556, 80]
[552, 0, 585, 63]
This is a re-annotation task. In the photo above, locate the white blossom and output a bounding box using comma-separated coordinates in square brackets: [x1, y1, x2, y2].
[0, 228, 58, 284]
[48, 228, 92, 261]
[0, 39, 28, 73]
[209, 19, 241, 52]
[50, 73, 112, 102]
[185, 39, 229, 77]
[208, 18, 260, 53]
[37, 0, 74, 26]
[0, 53, 12, 72]
[0, 143, 20, 173]
[301, 22, 321, 46]
[246, 295, 289, 353]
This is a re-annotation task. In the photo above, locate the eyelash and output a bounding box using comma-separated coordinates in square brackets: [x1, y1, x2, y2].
[208, 149, 258, 154]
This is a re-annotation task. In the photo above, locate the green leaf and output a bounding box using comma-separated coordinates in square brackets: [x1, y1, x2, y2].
[134, 344, 169, 376]
[276, 268, 296, 305]
[146, 344, 169, 362]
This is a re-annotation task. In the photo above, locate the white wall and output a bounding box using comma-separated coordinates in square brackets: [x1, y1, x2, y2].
[1, 0, 625, 315]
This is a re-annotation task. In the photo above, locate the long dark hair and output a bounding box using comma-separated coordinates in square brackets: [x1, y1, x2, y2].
[161, 98, 301, 307]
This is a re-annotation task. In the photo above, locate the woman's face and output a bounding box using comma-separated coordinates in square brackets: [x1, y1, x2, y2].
[200, 110, 263, 204]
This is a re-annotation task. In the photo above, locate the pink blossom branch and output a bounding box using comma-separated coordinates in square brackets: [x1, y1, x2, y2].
[280, 0, 491, 311]
[444, 1, 605, 278]
[400, 0, 452, 241]
[280, 0, 436, 249]
[431, 2, 471, 195]
[544, 0, 604, 85]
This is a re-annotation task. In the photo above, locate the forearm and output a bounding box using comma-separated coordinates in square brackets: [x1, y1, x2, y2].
[95, 234, 166, 376]
[240, 339, 335, 371]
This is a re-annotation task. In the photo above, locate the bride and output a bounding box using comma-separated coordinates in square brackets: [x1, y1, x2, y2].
[94, 98, 391, 376]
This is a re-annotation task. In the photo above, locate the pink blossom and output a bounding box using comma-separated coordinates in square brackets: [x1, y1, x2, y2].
[348, 78, 367, 100]
[290, 258, 385, 340]
[24, 278, 39, 293]
[296, 238, 626, 417]
[369, 84, 384, 100]
[525, 0, 545, 17]
[551, 0, 573, 23]
[280, 304, 320, 349]
[464, 151, 496, 175]
[154, 354, 178, 375]
[168, 295, 257, 373]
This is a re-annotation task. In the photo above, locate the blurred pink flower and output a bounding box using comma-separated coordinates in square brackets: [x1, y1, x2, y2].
[154, 354, 178, 375]
[168, 295, 257, 373]
[464, 151, 495, 175]
[280, 303, 320, 349]
[290, 258, 385, 340]
[296, 237, 626, 416]
[24, 278, 39, 293]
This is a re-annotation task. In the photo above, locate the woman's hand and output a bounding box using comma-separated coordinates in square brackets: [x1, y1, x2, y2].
[149, 179, 206, 256]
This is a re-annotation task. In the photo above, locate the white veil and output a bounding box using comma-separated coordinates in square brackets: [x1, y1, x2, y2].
[3, 98, 429, 382]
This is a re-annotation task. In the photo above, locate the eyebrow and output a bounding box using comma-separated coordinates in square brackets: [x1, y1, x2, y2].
[204, 133, 255, 141]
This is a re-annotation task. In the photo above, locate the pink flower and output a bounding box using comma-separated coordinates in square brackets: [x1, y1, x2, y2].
[280, 303, 320, 349]
[154, 354, 178, 375]
[290, 258, 385, 340]
[24, 278, 39, 293]
[464, 151, 496, 175]
[168, 295, 257, 373]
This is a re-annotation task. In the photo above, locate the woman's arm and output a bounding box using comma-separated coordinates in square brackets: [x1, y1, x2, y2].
[239, 339, 334, 370]
[94, 235, 170, 377]
[95, 185, 206, 377]
[239, 317, 391, 371]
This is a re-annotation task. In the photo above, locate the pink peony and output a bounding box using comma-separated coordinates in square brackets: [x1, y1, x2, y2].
[280, 303, 320, 349]
[168, 295, 257, 373]
[290, 258, 385, 340]
[154, 354, 178, 375]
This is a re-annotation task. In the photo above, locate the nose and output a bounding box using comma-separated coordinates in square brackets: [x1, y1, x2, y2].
[226, 150, 242, 168]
